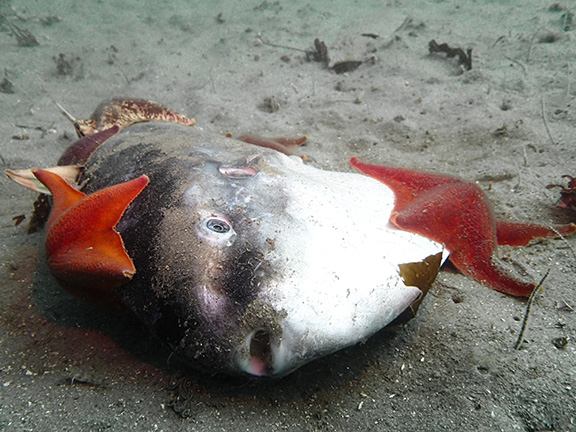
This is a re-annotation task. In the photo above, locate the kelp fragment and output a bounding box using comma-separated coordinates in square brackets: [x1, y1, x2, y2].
[428, 39, 472, 73]
[306, 38, 329, 67]
[331, 61, 362, 74]
[547, 175, 576, 210]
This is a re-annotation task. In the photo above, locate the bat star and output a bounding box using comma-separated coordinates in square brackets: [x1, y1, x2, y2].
[350, 157, 576, 296]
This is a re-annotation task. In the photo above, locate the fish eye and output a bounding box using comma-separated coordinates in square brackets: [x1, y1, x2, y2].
[206, 218, 231, 234]
[196, 214, 236, 246]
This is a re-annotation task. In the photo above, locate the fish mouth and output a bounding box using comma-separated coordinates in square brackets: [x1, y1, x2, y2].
[247, 329, 274, 377]
[236, 328, 293, 377]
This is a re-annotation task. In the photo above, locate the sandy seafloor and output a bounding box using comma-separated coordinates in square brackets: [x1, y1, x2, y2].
[1, 0, 575, 430]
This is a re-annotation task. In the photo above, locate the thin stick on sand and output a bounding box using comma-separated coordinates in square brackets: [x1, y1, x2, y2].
[514, 270, 550, 350]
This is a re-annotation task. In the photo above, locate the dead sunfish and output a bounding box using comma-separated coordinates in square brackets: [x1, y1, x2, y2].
[7, 99, 574, 377]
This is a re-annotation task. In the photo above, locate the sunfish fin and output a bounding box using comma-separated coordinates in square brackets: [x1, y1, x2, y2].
[32, 169, 149, 308]
[5, 165, 82, 194]
[236, 135, 307, 155]
[58, 125, 120, 166]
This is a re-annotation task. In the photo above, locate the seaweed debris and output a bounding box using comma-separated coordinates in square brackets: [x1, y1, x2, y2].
[428, 39, 472, 73]
[305, 38, 329, 67]
[260, 35, 362, 74]
[53, 53, 83, 78]
[331, 60, 362, 74]
[3, 20, 38, 46]
[547, 175, 576, 210]
[0, 73, 14, 93]
[0, 0, 39, 47]
[306, 39, 362, 74]
[28, 193, 50, 234]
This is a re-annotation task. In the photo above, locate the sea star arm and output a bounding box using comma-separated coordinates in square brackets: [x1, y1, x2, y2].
[496, 220, 576, 246]
[32, 169, 149, 307]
